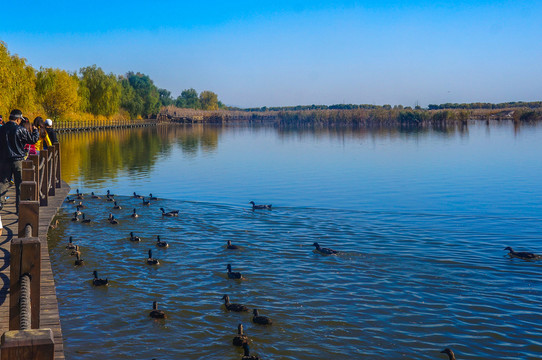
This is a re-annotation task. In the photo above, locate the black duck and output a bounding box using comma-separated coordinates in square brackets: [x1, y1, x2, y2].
[147, 249, 159, 265]
[249, 201, 271, 210]
[92, 270, 108, 286]
[252, 309, 272, 325]
[222, 295, 248, 312]
[149, 301, 166, 319]
[504, 246, 541, 260]
[227, 264, 243, 279]
[313, 242, 338, 255]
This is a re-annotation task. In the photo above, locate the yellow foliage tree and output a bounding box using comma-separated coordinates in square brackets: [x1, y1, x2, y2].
[36, 68, 80, 119]
[199, 90, 219, 111]
[0, 41, 38, 117]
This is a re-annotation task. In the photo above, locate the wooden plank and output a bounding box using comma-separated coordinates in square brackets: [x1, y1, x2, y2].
[1, 329, 54, 360]
[0, 180, 70, 360]
[9, 238, 41, 330]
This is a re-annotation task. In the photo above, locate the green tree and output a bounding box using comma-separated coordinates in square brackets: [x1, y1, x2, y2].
[79, 65, 121, 116]
[176, 88, 200, 109]
[126, 72, 160, 117]
[36, 68, 80, 119]
[119, 76, 143, 119]
[158, 88, 173, 107]
[199, 90, 218, 110]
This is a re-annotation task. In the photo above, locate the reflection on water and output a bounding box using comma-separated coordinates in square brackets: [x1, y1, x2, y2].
[60, 125, 220, 185]
[52, 122, 542, 359]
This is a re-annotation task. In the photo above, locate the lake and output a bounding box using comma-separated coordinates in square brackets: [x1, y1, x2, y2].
[48, 121, 542, 359]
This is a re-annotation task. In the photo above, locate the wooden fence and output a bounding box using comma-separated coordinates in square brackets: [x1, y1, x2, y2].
[1, 142, 62, 360]
[53, 119, 158, 133]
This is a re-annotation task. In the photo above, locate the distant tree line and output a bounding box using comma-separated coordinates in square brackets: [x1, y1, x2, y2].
[427, 101, 542, 110]
[0, 41, 222, 121]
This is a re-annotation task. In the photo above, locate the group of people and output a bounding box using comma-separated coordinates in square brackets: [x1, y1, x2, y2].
[0, 109, 58, 235]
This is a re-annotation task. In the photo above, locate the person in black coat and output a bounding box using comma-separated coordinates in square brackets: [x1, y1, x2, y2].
[0, 109, 39, 212]
[45, 118, 58, 144]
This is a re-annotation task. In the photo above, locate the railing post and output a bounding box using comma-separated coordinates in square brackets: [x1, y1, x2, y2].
[18, 201, 39, 238]
[9, 237, 41, 330]
[21, 161, 37, 203]
[47, 146, 55, 196]
[54, 143, 61, 188]
[39, 149, 49, 207]
[1, 329, 54, 360]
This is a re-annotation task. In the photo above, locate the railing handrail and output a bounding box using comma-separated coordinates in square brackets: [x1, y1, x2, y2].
[2, 142, 62, 359]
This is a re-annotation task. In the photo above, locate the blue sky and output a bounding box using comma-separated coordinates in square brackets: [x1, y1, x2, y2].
[1, 1, 541, 107]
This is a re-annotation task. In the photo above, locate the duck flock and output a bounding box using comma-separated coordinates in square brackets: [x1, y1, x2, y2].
[59, 189, 541, 360]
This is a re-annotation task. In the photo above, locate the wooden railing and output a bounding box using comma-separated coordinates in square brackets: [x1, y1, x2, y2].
[0, 142, 62, 359]
[53, 118, 158, 132]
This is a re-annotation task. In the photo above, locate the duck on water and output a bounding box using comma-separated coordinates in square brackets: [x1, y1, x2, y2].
[232, 323, 248, 346]
[440, 348, 456, 360]
[504, 246, 541, 260]
[222, 295, 248, 312]
[92, 271, 108, 286]
[312, 242, 339, 255]
[249, 201, 271, 210]
[149, 301, 166, 319]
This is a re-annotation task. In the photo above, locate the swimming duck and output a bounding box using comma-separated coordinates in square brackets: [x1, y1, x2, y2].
[108, 214, 119, 225]
[74, 205, 83, 216]
[149, 301, 166, 319]
[130, 232, 141, 242]
[252, 309, 272, 325]
[232, 323, 249, 346]
[76, 189, 84, 199]
[65, 196, 76, 204]
[49, 219, 59, 230]
[106, 190, 115, 197]
[222, 295, 249, 312]
[504, 246, 541, 260]
[92, 270, 108, 286]
[131, 208, 139, 218]
[242, 343, 260, 360]
[440, 348, 456, 360]
[81, 214, 92, 223]
[133, 192, 143, 199]
[227, 240, 240, 250]
[65, 236, 76, 250]
[91, 192, 101, 199]
[113, 201, 122, 210]
[71, 212, 79, 222]
[312, 242, 339, 255]
[156, 235, 169, 248]
[149, 193, 158, 201]
[106, 194, 115, 202]
[160, 208, 179, 217]
[147, 249, 159, 265]
[71, 245, 81, 257]
[142, 198, 150, 206]
[227, 264, 243, 279]
[74, 253, 84, 266]
[76, 201, 86, 209]
[249, 201, 272, 210]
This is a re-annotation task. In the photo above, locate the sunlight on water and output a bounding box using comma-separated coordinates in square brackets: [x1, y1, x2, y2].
[50, 122, 542, 359]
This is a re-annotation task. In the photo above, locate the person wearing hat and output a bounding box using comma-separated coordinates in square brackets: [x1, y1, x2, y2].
[0, 109, 39, 213]
[45, 118, 58, 143]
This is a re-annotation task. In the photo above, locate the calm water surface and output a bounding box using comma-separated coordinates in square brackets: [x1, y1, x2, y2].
[49, 122, 542, 359]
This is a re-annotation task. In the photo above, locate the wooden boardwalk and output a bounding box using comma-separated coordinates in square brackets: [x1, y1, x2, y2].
[0, 181, 70, 360]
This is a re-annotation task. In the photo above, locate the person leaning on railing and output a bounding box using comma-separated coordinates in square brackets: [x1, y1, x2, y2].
[0, 109, 39, 214]
[44, 118, 58, 143]
[33, 117, 52, 152]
